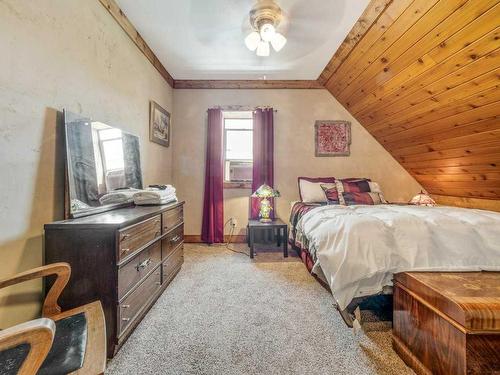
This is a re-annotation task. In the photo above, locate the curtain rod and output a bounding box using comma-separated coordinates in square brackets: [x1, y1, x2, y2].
[208, 105, 277, 112]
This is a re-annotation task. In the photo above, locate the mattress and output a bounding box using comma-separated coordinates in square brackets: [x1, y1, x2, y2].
[292, 203, 500, 310]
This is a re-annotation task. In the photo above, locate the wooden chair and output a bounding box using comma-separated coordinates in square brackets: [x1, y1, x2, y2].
[0, 263, 106, 374]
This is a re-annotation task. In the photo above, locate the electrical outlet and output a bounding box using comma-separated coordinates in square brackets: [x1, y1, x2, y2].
[230, 218, 237, 227]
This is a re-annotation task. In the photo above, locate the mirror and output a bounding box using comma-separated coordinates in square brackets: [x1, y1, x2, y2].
[64, 110, 143, 218]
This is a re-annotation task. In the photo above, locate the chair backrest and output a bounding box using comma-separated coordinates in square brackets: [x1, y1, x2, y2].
[0, 318, 55, 375]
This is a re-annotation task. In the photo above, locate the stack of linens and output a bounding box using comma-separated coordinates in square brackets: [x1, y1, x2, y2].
[99, 188, 140, 205]
[133, 186, 177, 206]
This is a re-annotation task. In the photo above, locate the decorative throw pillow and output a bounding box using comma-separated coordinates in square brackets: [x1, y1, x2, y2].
[298, 177, 336, 203]
[336, 178, 387, 205]
[320, 184, 340, 204]
[341, 192, 386, 205]
[336, 178, 372, 193]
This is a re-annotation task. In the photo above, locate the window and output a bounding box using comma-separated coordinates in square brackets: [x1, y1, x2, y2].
[98, 128, 125, 172]
[223, 112, 253, 188]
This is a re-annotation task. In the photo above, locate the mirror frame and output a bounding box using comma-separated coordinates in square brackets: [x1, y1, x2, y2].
[63, 110, 143, 219]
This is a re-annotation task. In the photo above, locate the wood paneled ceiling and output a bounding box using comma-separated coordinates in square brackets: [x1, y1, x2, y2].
[320, 0, 500, 201]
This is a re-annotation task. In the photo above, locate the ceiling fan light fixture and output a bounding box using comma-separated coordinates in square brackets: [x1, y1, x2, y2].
[270, 32, 287, 52]
[245, 0, 286, 57]
[259, 23, 276, 42]
[256, 40, 270, 57]
[245, 31, 261, 51]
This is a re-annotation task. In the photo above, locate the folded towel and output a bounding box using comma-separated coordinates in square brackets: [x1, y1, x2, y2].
[100, 187, 177, 206]
[134, 194, 177, 206]
[134, 186, 176, 201]
[99, 188, 140, 205]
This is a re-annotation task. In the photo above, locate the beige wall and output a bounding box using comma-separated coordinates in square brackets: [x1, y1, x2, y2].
[0, 1, 173, 327]
[172, 90, 422, 237]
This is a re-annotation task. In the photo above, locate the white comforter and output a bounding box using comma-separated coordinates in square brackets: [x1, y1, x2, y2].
[296, 204, 500, 310]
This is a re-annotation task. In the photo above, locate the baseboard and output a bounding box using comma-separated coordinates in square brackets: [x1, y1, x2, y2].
[184, 235, 247, 244]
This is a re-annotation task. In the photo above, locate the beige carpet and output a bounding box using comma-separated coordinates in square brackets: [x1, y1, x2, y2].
[106, 244, 414, 375]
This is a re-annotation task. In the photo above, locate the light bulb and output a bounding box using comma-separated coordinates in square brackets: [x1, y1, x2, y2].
[245, 31, 261, 51]
[256, 41, 270, 57]
[271, 32, 287, 52]
[259, 23, 276, 42]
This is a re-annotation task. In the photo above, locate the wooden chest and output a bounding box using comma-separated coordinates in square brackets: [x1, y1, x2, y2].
[44, 201, 184, 358]
[393, 272, 500, 375]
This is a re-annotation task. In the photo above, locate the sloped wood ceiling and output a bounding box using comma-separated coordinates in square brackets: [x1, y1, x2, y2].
[320, 0, 500, 201]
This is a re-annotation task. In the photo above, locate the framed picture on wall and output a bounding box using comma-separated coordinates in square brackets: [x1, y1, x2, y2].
[149, 100, 170, 147]
[314, 120, 351, 157]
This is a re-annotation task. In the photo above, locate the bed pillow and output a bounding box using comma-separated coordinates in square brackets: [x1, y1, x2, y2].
[336, 178, 372, 193]
[320, 184, 340, 205]
[336, 178, 387, 205]
[298, 177, 336, 203]
[341, 192, 386, 205]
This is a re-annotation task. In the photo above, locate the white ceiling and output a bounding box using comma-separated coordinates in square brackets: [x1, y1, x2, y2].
[115, 0, 370, 80]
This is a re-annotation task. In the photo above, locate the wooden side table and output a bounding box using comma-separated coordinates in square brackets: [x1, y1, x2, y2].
[247, 219, 288, 259]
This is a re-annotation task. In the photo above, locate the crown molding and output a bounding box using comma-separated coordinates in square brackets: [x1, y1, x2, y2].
[174, 80, 324, 89]
[99, 0, 175, 88]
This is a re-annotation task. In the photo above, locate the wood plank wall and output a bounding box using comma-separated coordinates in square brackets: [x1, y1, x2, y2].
[320, 0, 500, 202]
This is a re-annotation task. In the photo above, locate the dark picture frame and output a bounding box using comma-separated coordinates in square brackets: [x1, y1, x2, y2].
[149, 100, 170, 147]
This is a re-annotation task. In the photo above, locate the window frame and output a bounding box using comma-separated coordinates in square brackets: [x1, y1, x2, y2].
[222, 111, 253, 189]
[97, 129, 125, 174]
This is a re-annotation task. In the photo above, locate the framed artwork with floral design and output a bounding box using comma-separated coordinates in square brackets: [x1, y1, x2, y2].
[314, 120, 351, 157]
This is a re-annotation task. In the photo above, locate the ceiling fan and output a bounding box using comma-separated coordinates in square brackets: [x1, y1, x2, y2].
[244, 0, 287, 57]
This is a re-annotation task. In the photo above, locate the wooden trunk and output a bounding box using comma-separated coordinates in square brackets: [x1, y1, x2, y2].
[393, 272, 500, 375]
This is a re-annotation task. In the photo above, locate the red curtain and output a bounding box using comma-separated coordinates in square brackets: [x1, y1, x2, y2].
[251, 108, 274, 219]
[201, 108, 224, 244]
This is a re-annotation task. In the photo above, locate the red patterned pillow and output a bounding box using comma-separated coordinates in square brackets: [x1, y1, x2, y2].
[320, 184, 340, 205]
[336, 178, 387, 205]
[342, 192, 386, 205]
[337, 178, 372, 193]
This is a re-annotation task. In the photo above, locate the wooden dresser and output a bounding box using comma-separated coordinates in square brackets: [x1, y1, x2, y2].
[44, 201, 184, 358]
[393, 272, 500, 375]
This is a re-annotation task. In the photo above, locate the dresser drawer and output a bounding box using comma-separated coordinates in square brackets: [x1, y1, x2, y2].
[162, 244, 183, 284]
[162, 206, 183, 233]
[162, 224, 183, 260]
[118, 215, 161, 261]
[118, 241, 162, 298]
[118, 266, 161, 336]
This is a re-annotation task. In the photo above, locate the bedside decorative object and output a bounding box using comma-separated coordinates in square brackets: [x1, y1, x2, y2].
[315, 120, 351, 157]
[251, 184, 280, 222]
[409, 190, 436, 206]
[247, 219, 288, 259]
[149, 100, 170, 147]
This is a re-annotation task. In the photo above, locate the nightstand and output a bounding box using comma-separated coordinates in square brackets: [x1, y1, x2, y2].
[247, 219, 288, 259]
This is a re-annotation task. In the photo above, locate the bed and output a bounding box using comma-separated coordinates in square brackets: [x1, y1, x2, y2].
[289, 202, 500, 325]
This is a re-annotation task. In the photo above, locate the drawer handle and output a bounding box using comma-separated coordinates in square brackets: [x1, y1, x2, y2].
[136, 258, 152, 271]
[122, 318, 130, 322]
[121, 304, 130, 309]
[121, 234, 130, 241]
[121, 248, 130, 254]
[171, 235, 181, 243]
[155, 231, 161, 237]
